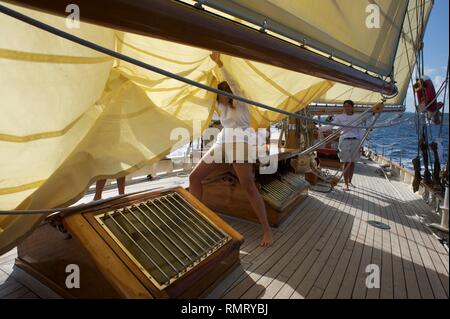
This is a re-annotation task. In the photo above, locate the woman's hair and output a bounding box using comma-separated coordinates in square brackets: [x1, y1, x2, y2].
[217, 81, 234, 108]
[343, 99, 354, 107]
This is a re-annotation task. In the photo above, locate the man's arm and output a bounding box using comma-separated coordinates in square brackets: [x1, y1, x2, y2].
[318, 116, 340, 132]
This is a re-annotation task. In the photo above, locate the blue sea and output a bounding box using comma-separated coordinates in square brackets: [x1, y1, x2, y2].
[169, 112, 449, 172]
[366, 112, 449, 171]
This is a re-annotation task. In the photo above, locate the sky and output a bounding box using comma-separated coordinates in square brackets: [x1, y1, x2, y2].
[404, 0, 449, 112]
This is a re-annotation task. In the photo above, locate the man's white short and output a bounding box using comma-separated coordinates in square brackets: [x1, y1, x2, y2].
[338, 138, 361, 163]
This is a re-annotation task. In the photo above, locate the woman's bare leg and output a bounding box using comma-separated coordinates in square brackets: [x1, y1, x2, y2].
[117, 176, 126, 195]
[94, 179, 107, 200]
[232, 163, 273, 246]
[189, 149, 222, 200]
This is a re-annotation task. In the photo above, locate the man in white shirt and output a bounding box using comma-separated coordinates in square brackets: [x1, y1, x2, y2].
[319, 100, 363, 191]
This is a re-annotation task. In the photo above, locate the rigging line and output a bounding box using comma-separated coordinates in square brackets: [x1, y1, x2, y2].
[416, 0, 420, 44]
[342, 113, 403, 128]
[422, 77, 448, 163]
[416, 0, 424, 78]
[404, 12, 418, 96]
[420, 0, 426, 77]
[418, 73, 450, 152]
[418, 0, 428, 79]
[425, 116, 434, 168]
[405, 7, 422, 154]
[409, 74, 421, 157]
[410, 1, 425, 81]
[427, 116, 434, 140]
[300, 109, 376, 157]
[439, 58, 450, 138]
[0, 4, 401, 130]
[416, 8, 422, 78]
[0, 187, 164, 215]
[417, 72, 450, 158]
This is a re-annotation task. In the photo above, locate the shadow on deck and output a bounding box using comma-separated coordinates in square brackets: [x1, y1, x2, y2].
[0, 161, 448, 299]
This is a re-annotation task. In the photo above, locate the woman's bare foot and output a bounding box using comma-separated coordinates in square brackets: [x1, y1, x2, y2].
[343, 184, 350, 191]
[260, 229, 273, 247]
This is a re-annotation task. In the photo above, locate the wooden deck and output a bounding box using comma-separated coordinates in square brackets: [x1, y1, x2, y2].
[0, 159, 448, 299]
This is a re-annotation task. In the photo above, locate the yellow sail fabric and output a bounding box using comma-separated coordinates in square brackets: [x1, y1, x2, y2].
[192, 0, 432, 106]
[0, 4, 115, 253]
[314, 0, 433, 106]
[199, 0, 408, 76]
[0, 4, 332, 253]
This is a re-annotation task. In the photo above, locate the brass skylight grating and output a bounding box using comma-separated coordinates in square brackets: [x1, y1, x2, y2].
[95, 191, 231, 290]
[261, 179, 293, 206]
[261, 173, 308, 209]
[281, 172, 309, 189]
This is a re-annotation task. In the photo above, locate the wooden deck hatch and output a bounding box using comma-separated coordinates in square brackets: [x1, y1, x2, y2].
[95, 191, 231, 290]
[201, 149, 310, 227]
[15, 187, 243, 298]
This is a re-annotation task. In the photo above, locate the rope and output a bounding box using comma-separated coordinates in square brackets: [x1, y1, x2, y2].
[310, 183, 333, 193]
[300, 108, 374, 156]
[305, 112, 381, 189]
[0, 4, 402, 131]
[420, 0, 426, 77]
[439, 58, 449, 138]
[0, 187, 164, 215]
[416, 74, 450, 171]
[404, 9, 422, 155]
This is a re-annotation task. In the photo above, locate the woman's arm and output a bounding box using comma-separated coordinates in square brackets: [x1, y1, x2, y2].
[210, 52, 244, 97]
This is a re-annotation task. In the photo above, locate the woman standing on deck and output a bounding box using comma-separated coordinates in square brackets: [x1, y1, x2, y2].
[189, 52, 273, 247]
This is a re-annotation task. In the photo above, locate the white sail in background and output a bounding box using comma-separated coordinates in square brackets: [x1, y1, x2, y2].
[314, 0, 433, 105]
[200, 0, 408, 77]
[188, 0, 432, 105]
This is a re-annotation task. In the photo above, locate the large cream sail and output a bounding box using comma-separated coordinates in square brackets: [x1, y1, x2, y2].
[198, 0, 408, 77]
[314, 0, 433, 106]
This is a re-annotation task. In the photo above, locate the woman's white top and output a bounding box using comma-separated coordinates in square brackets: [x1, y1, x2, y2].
[215, 66, 257, 145]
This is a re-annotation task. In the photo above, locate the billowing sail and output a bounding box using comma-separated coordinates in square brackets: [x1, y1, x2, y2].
[198, 0, 408, 77]
[1, 0, 398, 94]
[186, 0, 432, 105]
[315, 0, 433, 105]
[0, 0, 432, 253]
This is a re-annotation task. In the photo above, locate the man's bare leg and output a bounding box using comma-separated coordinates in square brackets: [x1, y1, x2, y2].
[343, 162, 350, 191]
[349, 162, 356, 186]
